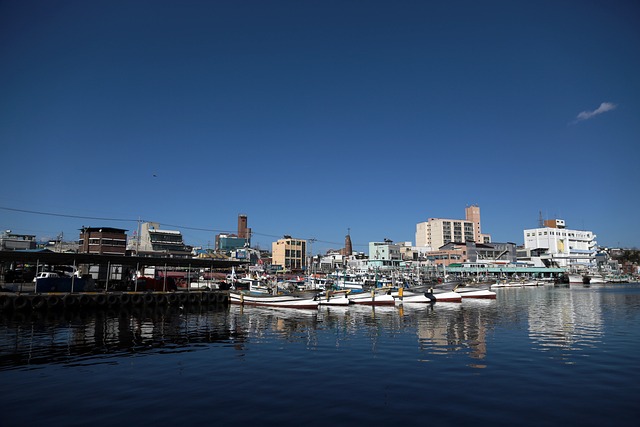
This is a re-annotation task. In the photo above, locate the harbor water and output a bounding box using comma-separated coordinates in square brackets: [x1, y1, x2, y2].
[2, 283, 640, 427]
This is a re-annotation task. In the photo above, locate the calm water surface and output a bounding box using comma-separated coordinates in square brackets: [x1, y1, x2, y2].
[2, 283, 640, 427]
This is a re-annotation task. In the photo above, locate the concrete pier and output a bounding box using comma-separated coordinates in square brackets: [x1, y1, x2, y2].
[0, 290, 229, 312]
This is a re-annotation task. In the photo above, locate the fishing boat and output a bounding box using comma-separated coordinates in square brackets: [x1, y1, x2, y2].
[347, 288, 395, 306]
[429, 288, 463, 302]
[331, 271, 366, 290]
[568, 271, 606, 285]
[317, 289, 351, 306]
[228, 290, 319, 309]
[403, 285, 462, 303]
[391, 288, 435, 304]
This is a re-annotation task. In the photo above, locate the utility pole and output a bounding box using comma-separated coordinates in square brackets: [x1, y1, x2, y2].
[308, 238, 317, 274]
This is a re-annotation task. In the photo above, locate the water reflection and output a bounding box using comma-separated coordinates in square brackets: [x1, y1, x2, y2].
[227, 301, 499, 366]
[527, 287, 603, 354]
[415, 300, 497, 366]
[0, 306, 232, 370]
[2, 284, 639, 371]
[524, 284, 640, 358]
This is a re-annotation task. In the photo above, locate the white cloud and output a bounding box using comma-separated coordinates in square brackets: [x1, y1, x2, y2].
[574, 102, 617, 123]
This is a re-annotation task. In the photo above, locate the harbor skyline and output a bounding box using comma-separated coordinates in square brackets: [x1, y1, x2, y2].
[1, 1, 639, 252]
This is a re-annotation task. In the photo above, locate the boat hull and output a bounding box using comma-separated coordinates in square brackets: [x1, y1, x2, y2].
[347, 292, 395, 306]
[392, 291, 435, 304]
[317, 292, 351, 306]
[430, 290, 463, 302]
[229, 291, 319, 309]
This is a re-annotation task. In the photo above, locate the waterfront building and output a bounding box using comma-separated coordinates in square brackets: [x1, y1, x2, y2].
[271, 236, 306, 271]
[368, 240, 402, 269]
[424, 241, 516, 267]
[135, 222, 192, 258]
[78, 227, 127, 256]
[0, 230, 36, 251]
[392, 241, 421, 261]
[523, 219, 597, 268]
[415, 205, 491, 248]
[319, 251, 346, 272]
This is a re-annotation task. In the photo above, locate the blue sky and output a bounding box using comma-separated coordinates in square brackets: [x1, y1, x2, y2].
[1, 0, 639, 253]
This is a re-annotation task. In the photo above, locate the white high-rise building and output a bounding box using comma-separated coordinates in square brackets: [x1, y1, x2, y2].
[523, 219, 597, 268]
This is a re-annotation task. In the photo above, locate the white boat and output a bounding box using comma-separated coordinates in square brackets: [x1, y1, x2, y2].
[391, 289, 435, 304]
[229, 291, 319, 309]
[304, 275, 333, 290]
[568, 273, 583, 284]
[584, 273, 606, 284]
[405, 286, 463, 302]
[430, 289, 463, 302]
[569, 271, 606, 285]
[236, 274, 273, 294]
[317, 290, 351, 306]
[331, 272, 367, 290]
[347, 288, 395, 306]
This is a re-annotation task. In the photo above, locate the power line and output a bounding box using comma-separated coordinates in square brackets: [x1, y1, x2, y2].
[0, 205, 368, 248]
[0, 206, 138, 222]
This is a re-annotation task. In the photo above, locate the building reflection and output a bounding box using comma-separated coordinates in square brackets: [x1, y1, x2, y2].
[2, 286, 625, 371]
[526, 287, 604, 353]
[0, 306, 232, 369]
[0, 301, 500, 370]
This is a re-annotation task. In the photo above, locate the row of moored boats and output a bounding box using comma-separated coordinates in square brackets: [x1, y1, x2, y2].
[229, 283, 497, 309]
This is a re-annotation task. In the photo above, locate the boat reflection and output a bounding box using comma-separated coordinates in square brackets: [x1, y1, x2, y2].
[3, 285, 637, 370]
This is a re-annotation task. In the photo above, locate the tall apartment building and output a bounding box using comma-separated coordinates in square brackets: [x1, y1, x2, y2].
[523, 219, 597, 268]
[415, 205, 491, 249]
[271, 236, 306, 271]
